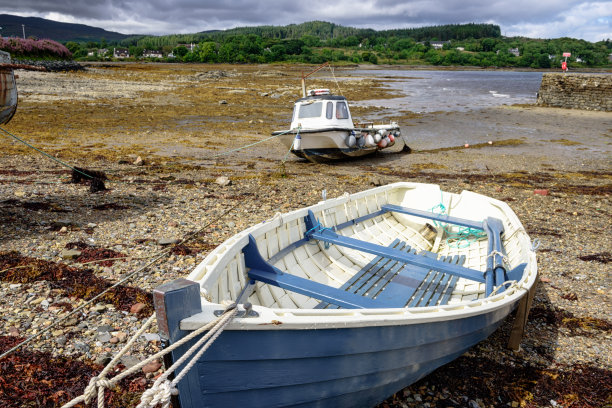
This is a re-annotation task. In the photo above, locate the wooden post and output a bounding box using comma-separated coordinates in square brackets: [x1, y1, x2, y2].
[153, 278, 203, 408]
[507, 275, 539, 350]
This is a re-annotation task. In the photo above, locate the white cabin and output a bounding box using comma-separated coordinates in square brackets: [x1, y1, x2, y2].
[290, 89, 354, 131]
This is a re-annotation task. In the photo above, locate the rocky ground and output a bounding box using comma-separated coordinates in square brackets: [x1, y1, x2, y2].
[0, 63, 610, 407]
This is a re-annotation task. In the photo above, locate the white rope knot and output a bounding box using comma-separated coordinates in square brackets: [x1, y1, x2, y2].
[137, 380, 173, 408]
[487, 250, 509, 265]
[83, 376, 112, 404]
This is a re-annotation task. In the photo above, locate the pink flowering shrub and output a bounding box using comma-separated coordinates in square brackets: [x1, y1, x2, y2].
[0, 37, 72, 59]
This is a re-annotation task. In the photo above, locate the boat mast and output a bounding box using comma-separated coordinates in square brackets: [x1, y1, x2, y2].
[301, 61, 330, 97]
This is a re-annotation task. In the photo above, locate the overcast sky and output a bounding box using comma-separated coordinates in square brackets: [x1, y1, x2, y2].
[0, 0, 610, 42]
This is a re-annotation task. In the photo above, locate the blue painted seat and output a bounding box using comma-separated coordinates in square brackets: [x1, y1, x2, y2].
[315, 239, 465, 309]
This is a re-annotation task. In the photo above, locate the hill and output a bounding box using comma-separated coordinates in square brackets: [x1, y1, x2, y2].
[0, 14, 131, 42]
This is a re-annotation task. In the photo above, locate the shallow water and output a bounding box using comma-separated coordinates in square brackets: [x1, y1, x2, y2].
[350, 69, 543, 112]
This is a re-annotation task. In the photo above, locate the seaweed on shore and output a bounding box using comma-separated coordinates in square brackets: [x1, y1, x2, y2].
[380, 356, 612, 408]
[0, 336, 146, 408]
[0, 251, 152, 315]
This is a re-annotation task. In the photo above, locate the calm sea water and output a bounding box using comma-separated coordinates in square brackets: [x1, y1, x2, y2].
[349, 69, 543, 112]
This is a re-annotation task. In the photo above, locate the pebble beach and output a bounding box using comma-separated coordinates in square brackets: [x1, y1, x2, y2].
[0, 63, 610, 407]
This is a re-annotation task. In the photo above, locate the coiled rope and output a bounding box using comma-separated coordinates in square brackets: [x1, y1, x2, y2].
[429, 192, 486, 248]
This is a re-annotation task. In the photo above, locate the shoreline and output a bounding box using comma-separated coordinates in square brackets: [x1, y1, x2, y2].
[0, 63, 610, 407]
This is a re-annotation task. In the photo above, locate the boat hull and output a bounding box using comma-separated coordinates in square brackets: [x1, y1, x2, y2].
[276, 127, 398, 162]
[157, 280, 515, 408]
[154, 182, 537, 408]
[0, 55, 18, 125]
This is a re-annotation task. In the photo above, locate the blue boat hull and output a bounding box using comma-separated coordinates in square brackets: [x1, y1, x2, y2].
[161, 283, 515, 408]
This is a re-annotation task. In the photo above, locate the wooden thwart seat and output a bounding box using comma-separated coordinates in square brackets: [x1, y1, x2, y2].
[315, 239, 465, 309]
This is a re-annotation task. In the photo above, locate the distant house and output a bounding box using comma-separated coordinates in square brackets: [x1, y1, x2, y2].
[575, 57, 583, 63]
[508, 48, 520, 57]
[177, 43, 196, 52]
[98, 48, 109, 56]
[430, 41, 450, 49]
[143, 49, 163, 58]
[456, 47, 465, 51]
[113, 48, 130, 58]
[87, 50, 95, 57]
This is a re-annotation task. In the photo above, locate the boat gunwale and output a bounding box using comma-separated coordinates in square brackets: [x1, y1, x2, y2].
[185, 182, 537, 330]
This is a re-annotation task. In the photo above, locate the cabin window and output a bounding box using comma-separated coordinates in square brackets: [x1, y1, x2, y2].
[298, 102, 323, 118]
[336, 102, 349, 119]
[326, 102, 333, 119]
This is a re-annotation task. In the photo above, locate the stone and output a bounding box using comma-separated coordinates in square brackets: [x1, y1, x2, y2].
[61, 249, 82, 259]
[215, 176, 231, 186]
[133, 156, 144, 166]
[141, 333, 161, 342]
[121, 355, 141, 369]
[157, 238, 180, 246]
[218, 100, 228, 104]
[534, 189, 549, 196]
[142, 360, 162, 374]
[92, 304, 107, 313]
[98, 332, 112, 343]
[75, 342, 90, 353]
[130, 302, 147, 314]
[97, 324, 114, 332]
[56, 335, 67, 346]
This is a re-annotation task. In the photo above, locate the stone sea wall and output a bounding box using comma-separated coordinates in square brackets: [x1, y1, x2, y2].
[537, 73, 611, 111]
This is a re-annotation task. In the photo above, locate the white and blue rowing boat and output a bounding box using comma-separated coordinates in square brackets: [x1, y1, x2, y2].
[154, 182, 537, 407]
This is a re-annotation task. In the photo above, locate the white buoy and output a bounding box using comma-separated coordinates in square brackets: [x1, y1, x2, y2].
[365, 134, 375, 147]
[345, 134, 356, 148]
[293, 134, 302, 150]
[374, 132, 382, 143]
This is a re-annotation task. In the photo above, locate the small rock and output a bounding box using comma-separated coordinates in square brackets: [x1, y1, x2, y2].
[133, 156, 144, 166]
[87, 223, 97, 228]
[142, 360, 162, 374]
[130, 302, 147, 314]
[158, 238, 180, 246]
[218, 100, 228, 104]
[9, 326, 19, 336]
[64, 317, 79, 327]
[98, 333, 112, 343]
[215, 176, 231, 186]
[30, 296, 46, 305]
[534, 189, 549, 196]
[59, 226, 68, 233]
[227, 221, 236, 228]
[121, 355, 141, 369]
[109, 337, 120, 344]
[14, 190, 26, 197]
[92, 304, 107, 313]
[9, 283, 22, 290]
[97, 324, 114, 332]
[75, 342, 90, 353]
[61, 249, 82, 260]
[141, 333, 161, 342]
[95, 353, 112, 366]
[56, 335, 67, 346]
[115, 331, 128, 342]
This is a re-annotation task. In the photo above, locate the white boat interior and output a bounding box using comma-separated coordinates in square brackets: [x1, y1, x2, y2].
[186, 183, 536, 329]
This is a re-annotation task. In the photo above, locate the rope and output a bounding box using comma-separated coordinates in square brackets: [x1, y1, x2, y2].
[428, 193, 486, 249]
[329, 65, 344, 96]
[490, 280, 520, 296]
[137, 305, 238, 408]
[0, 126, 95, 180]
[212, 127, 297, 158]
[487, 250, 509, 265]
[61, 306, 238, 408]
[0, 195, 244, 361]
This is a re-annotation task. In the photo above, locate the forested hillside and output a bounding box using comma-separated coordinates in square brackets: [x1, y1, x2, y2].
[1, 14, 609, 68]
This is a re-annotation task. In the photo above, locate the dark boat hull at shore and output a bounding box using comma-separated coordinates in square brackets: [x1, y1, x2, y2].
[0, 51, 18, 125]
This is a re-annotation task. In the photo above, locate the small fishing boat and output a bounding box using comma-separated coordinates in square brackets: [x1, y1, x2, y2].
[0, 51, 18, 125]
[154, 182, 537, 408]
[272, 64, 408, 162]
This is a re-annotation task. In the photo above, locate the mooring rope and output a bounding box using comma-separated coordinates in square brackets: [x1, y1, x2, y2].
[61, 305, 238, 408]
[212, 127, 297, 157]
[0, 196, 244, 360]
[0, 126, 95, 180]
